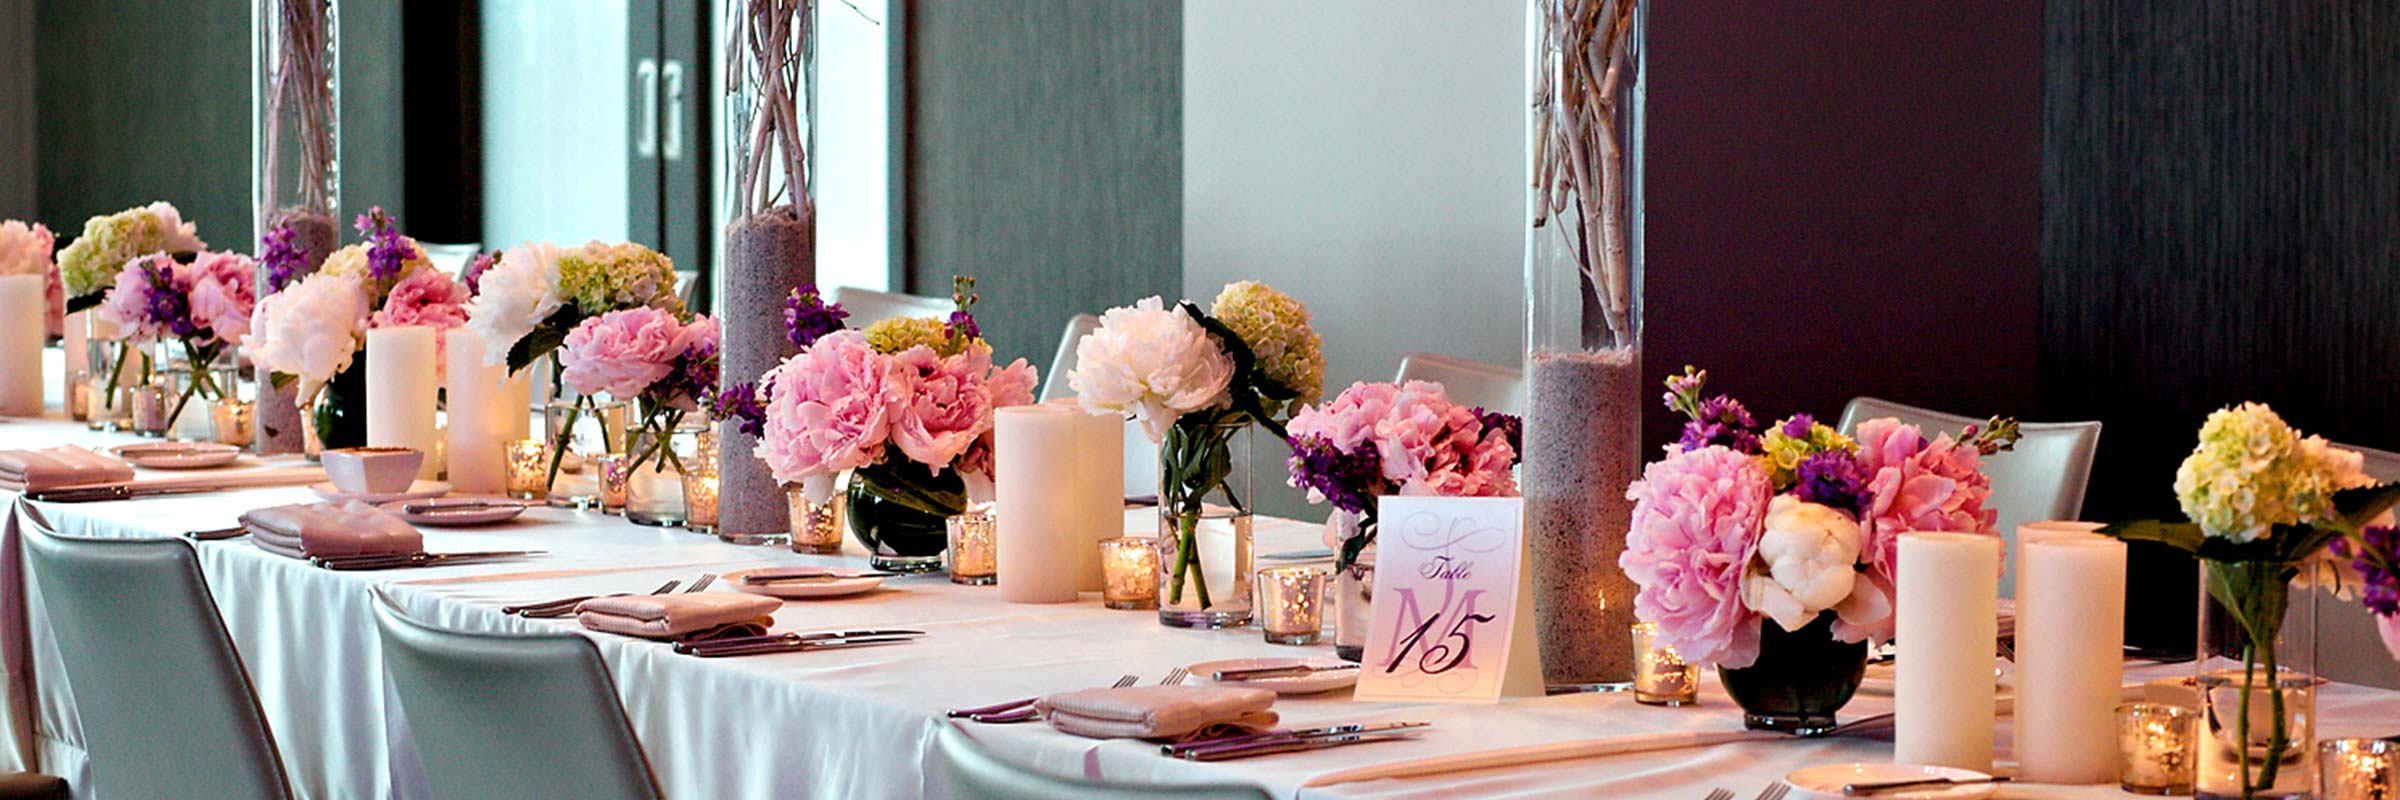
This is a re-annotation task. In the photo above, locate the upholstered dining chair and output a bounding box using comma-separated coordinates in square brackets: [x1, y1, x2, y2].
[935, 725, 1270, 800]
[1394, 352, 1524, 417]
[830, 285, 955, 325]
[2302, 441, 2400, 690]
[16, 504, 294, 800]
[1835, 397, 2103, 596]
[370, 596, 663, 800]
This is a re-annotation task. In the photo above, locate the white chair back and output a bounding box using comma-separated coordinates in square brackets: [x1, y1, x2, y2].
[1394, 352, 1524, 416]
[1835, 397, 2102, 598]
[829, 286, 953, 324]
[2303, 441, 2400, 689]
[1039, 314, 1100, 403]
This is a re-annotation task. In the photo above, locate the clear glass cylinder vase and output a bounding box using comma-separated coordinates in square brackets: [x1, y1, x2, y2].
[1524, 0, 1647, 686]
[82, 316, 149, 430]
[254, 0, 340, 455]
[543, 397, 628, 509]
[2195, 559, 2318, 800]
[623, 424, 696, 527]
[1157, 421, 1255, 629]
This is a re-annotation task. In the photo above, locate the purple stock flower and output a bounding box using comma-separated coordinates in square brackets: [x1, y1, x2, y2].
[354, 207, 407, 283]
[945, 309, 981, 342]
[1678, 395, 1761, 454]
[135, 256, 200, 339]
[783, 284, 849, 349]
[258, 224, 304, 292]
[712, 381, 768, 439]
[1781, 414, 1816, 439]
[1472, 407, 1524, 461]
[2333, 527, 2400, 618]
[460, 251, 497, 295]
[651, 334, 719, 413]
[1287, 435, 1384, 516]
[1793, 450, 1870, 516]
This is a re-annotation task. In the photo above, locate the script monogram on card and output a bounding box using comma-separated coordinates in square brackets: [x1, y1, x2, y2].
[1355, 496, 1544, 703]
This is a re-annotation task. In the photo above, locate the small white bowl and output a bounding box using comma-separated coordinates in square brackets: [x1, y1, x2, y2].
[321, 447, 424, 494]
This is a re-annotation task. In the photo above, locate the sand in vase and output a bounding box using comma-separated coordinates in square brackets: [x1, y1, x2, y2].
[256, 208, 338, 454]
[1524, 347, 1642, 685]
[718, 208, 815, 537]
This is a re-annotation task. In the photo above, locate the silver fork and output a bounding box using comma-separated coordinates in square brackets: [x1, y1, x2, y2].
[1753, 782, 1789, 800]
[515, 579, 682, 618]
[959, 674, 1141, 722]
[1704, 789, 1734, 800]
[685, 573, 716, 593]
[1159, 666, 1188, 686]
[1110, 674, 1140, 689]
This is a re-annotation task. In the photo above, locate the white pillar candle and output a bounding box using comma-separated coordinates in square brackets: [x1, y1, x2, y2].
[365, 326, 439, 477]
[1055, 399, 1125, 592]
[996, 404, 1091, 603]
[2016, 536, 2126, 784]
[0, 275, 45, 415]
[1896, 531, 2000, 771]
[62, 310, 87, 410]
[2012, 520, 2103, 601]
[444, 328, 531, 494]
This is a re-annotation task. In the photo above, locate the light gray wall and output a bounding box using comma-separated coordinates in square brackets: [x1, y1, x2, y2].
[1184, 0, 1528, 520]
[0, 0, 31, 220]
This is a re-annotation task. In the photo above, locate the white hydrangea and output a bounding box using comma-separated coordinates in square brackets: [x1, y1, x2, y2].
[2174, 403, 2375, 542]
[1068, 296, 1233, 443]
[462, 241, 567, 366]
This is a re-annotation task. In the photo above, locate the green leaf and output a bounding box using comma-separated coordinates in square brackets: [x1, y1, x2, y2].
[1177, 302, 1292, 440]
[505, 307, 585, 374]
[2098, 519, 2205, 553]
[64, 291, 104, 315]
[269, 372, 294, 392]
[2335, 483, 2400, 532]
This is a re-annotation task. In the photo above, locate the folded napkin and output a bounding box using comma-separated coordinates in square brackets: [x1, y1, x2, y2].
[576, 593, 779, 641]
[0, 446, 134, 492]
[1036, 685, 1279, 741]
[242, 500, 423, 560]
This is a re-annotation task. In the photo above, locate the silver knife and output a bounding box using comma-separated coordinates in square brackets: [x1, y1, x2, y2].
[1843, 776, 2008, 796]
[740, 572, 901, 584]
[1212, 663, 1360, 681]
[311, 550, 544, 570]
[1177, 727, 1426, 762]
[678, 629, 927, 652]
[1165, 721, 1429, 756]
[402, 501, 527, 514]
[680, 635, 919, 658]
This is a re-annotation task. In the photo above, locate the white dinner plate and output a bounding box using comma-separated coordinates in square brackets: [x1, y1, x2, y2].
[1784, 763, 1996, 800]
[109, 442, 243, 469]
[723, 568, 889, 599]
[311, 480, 451, 505]
[379, 497, 527, 526]
[1186, 656, 1359, 695]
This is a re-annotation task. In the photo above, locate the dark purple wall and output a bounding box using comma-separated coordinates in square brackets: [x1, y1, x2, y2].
[1643, 2, 2044, 443]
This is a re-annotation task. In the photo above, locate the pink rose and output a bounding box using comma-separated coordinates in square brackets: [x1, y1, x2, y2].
[756, 330, 897, 482]
[180, 252, 256, 346]
[1845, 417, 1998, 640]
[558, 306, 683, 399]
[1621, 445, 1774, 667]
[886, 343, 995, 474]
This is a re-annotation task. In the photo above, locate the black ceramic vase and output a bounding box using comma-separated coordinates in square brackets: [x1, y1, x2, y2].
[845, 462, 966, 574]
[1716, 610, 1869, 736]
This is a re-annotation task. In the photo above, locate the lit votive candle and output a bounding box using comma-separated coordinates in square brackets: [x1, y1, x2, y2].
[2320, 738, 2400, 800]
[211, 398, 255, 447]
[787, 484, 845, 555]
[946, 511, 997, 585]
[1631, 621, 1699, 706]
[128, 382, 170, 436]
[2115, 702, 2198, 795]
[1098, 537, 1159, 610]
[595, 453, 631, 513]
[1256, 566, 1328, 645]
[682, 473, 720, 534]
[503, 439, 549, 500]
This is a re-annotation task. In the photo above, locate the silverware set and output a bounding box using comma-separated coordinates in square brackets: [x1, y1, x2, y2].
[950, 668, 1186, 724]
[506, 574, 710, 618]
[311, 550, 544, 571]
[674, 628, 926, 658]
[1161, 720, 1430, 762]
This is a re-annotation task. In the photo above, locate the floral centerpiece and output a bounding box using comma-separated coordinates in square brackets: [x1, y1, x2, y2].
[57, 202, 206, 307]
[557, 307, 718, 523]
[1621, 367, 2016, 732]
[248, 209, 468, 451]
[2103, 403, 2397, 798]
[95, 251, 257, 431]
[0, 221, 64, 337]
[754, 277, 1036, 571]
[1286, 379, 1520, 657]
[1070, 281, 1323, 628]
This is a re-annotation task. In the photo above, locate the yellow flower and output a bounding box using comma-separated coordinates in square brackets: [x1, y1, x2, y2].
[1210, 280, 1324, 412]
[864, 316, 973, 356]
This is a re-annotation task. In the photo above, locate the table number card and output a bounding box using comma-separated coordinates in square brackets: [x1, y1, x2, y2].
[1353, 496, 1544, 704]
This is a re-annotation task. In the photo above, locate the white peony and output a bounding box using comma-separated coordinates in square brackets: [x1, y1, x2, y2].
[247, 273, 369, 402]
[463, 240, 567, 366]
[142, 201, 206, 253]
[1741, 495, 1883, 634]
[1068, 296, 1233, 443]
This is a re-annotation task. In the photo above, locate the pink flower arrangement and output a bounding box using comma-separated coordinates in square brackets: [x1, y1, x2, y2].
[1621, 367, 2016, 666]
[755, 331, 1037, 485]
[97, 252, 256, 347]
[1285, 380, 1522, 569]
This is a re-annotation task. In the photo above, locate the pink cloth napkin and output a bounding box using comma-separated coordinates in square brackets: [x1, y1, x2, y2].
[576, 593, 780, 641]
[241, 500, 423, 560]
[1035, 685, 1279, 741]
[0, 446, 134, 492]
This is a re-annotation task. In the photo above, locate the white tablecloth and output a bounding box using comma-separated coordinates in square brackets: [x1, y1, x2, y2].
[4, 415, 2399, 799]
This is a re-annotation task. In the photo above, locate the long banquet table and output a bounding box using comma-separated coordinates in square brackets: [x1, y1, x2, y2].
[5, 414, 2400, 799]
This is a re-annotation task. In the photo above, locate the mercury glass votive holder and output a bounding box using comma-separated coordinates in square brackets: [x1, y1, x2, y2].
[945, 512, 997, 585]
[211, 399, 256, 447]
[1255, 566, 1328, 645]
[2116, 702, 2198, 795]
[787, 484, 845, 555]
[1099, 537, 1159, 610]
[1631, 622, 1699, 706]
[128, 381, 171, 437]
[503, 439, 550, 500]
[595, 453, 630, 513]
[683, 473, 720, 535]
[2321, 738, 2400, 800]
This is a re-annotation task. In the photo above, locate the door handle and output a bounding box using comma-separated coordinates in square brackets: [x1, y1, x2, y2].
[662, 59, 686, 161]
[635, 57, 659, 159]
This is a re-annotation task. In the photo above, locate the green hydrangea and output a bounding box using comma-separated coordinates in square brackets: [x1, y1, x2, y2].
[557, 242, 682, 316]
[57, 204, 204, 296]
[1759, 419, 1856, 490]
[864, 315, 972, 356]
[2174, 402, 2373, 542]
[1210, 280, 1323, 412]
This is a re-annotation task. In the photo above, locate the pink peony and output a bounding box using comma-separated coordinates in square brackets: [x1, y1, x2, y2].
[558, 306, 684, 399]
[886, 342, 996, 474]
[1845, 417, 1998, 640]
[956, 356, 1040, 478]
[181, 252, 256, 345]
[1288, 381, 1398, 453]
[0, 221, 62, 336]
[95, 254, 167, 342]
[1620, 445, 1775, 667]
[756, 330, 897, 482]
